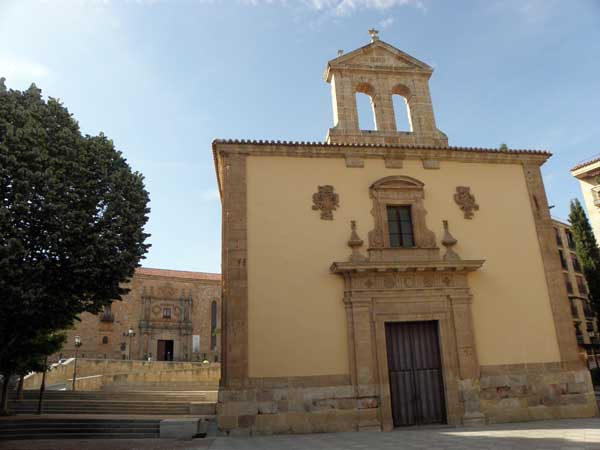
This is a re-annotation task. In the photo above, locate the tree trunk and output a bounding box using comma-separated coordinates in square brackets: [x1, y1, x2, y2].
[17, 375, 24, 400]
[37, 360, 47, 415]
[0, 375, 10, 416]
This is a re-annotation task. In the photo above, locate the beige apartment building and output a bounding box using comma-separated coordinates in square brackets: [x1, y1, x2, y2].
[571, 157, 600, 244]
[58, 268, 221, 362]
[213, 33, 598, 435]
[553, 219, 600, 367]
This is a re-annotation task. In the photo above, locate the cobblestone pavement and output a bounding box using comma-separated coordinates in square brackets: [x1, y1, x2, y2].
[209, 418, 600, 450]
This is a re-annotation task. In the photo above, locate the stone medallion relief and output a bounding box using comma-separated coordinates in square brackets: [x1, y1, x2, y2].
[454, 186, 479, 219]
[312, 185, 339, 220]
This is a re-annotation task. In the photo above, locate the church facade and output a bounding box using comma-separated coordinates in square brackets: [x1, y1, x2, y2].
[58, 268, 221, 362]
[214, 35, 597, 434]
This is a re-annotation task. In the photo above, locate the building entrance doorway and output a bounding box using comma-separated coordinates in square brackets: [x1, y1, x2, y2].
[385, 321, 446, 427]
[157, 339, 174, 361]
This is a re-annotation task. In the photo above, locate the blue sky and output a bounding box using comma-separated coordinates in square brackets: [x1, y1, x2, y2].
[2, 0, 599, 273]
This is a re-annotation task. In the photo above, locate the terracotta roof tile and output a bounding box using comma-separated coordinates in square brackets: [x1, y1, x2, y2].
[136, 267, 221, 281]
[571, 154, 600, 171]
[212, 138, 551, 156]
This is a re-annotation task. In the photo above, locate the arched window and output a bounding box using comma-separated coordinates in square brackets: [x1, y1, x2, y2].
[391, 84, 413, 132]
[102, 336, 109, 345]
[355, 82, 377, 131]
[392, 95, 412, 132]
[356, 92, 376, 130]
[210, 300, 218, 351]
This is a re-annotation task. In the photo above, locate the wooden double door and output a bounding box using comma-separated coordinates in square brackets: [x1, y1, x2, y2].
[385, 321, 446, 427]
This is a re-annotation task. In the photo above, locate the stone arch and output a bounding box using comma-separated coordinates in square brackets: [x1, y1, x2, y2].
[355, 82, 378, 131]
[391, 83, 413, 132]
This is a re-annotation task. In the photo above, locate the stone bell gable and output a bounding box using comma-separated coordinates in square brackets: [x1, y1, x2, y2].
[325, 32, 447, 147]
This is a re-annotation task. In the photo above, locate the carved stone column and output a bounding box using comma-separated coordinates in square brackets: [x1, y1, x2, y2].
[450, 294, 484, 425]
[349, 301, 378, 398]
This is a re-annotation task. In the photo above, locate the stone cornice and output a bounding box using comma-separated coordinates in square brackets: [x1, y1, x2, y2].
[329, 259, 485, 274]
[212, 139, 551, 195]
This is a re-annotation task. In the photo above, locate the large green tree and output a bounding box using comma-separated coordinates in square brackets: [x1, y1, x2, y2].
[568, 198, 600, 315]
[0, 79, 150, 413]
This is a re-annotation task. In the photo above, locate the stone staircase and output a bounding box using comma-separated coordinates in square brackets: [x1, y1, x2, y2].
[8, 390, 216, 416]
[0, 417, 161, 440]
[101, 382, 219, 392]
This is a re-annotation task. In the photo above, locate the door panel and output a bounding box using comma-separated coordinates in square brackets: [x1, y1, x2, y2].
[385, 321, 446, 427]
[157, 340, 166, 361]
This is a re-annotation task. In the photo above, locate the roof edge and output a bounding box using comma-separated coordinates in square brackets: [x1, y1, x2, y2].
[136, 267, 221, 282]
[571, 154, 600, 172]
[212, 138, 551, 156]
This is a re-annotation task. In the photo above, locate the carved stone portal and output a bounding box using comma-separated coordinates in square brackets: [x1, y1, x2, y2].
[312, 185, 339, 220]
[454, 186, 479, 219]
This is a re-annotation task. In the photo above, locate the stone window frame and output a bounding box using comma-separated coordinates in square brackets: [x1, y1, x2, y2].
[368, 175, 437, 251]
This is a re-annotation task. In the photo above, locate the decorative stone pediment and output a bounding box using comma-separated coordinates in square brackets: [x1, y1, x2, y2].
[325, 40, 433, 81]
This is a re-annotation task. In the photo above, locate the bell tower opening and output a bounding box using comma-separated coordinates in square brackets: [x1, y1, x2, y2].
[355, 82, 378, 131]
[392, 94, 412, 132]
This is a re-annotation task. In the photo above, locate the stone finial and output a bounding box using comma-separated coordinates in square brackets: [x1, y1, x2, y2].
[348, 220, 368, 262]
[368, 28, 379, 42]
[441, 220, 460, 261]
[337, 49, 344, 57]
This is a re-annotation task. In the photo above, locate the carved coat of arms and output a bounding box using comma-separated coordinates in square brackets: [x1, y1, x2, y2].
[312, 185, 339, 220]
[454, 186, 479, 219]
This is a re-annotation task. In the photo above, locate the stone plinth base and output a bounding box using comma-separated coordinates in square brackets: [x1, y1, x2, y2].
[217, 382, 380, 435]
[218, 362, 598, 435]
[479, 362, 599, 424]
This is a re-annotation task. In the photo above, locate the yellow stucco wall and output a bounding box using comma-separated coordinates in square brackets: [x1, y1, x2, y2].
[246, 156, 561, 378]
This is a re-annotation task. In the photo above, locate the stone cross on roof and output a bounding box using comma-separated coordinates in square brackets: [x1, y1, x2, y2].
[368, 28, 379, 42]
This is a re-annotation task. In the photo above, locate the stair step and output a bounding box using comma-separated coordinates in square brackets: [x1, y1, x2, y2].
[3, 427, 159, 433]
[1, 424, 160, 430]
[0, 417, 164, 441]
[2, 432, 159, 440]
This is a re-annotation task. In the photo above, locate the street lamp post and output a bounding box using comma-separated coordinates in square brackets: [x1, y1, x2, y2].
[72, 336, 82, 391]
[123, 328, 136, 360]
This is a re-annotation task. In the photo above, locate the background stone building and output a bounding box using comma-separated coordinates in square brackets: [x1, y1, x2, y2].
[571, 157, 600, 243]
[553, 219, 600, 367]
[58, 268, 221, 362]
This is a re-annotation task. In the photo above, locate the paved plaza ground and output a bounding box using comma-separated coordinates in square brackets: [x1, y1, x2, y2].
[2, 418, 600, 450]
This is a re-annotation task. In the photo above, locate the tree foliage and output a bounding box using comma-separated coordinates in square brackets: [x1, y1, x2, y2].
[0, 78, 150, 412]
[568, 198, 600, 315]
